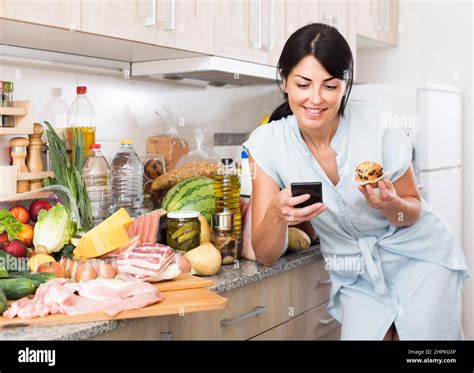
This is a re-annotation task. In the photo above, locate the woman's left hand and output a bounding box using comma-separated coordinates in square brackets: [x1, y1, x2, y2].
[357, 179, 400, 210]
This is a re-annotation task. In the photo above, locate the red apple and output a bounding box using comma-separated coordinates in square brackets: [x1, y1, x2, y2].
[29, 200, 52, 223]
[3, 239, 27, 258]
[9, 205, 30, 224]
[0, 232, 9, 249]
[38, 262, 66, 278]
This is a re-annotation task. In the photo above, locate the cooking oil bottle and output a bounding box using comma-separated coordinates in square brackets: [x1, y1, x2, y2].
[214, 158, 242, 255]
[66, 86, 96, 160]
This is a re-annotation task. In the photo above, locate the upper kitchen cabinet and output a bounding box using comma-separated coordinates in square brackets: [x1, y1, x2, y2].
[154, 0, 214, 54]
[357, 0, 399, 48]
[214, 0, 286, 67]
[82, 0, 156, 44]
[0, 0, 81, 30]
[319, 1, 347, 37]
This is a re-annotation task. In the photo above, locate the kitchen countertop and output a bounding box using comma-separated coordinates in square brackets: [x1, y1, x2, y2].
[0, 246, 322, 340]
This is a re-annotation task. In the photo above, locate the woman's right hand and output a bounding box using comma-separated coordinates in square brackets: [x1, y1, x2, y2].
[270, 187, 327, 226]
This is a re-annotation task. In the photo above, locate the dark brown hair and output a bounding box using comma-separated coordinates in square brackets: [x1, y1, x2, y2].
[269, 23, 354, 122]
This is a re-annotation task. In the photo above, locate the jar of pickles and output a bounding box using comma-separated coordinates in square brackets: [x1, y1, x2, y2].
[212, 212, 237, 265]
[166, 211, 201, 252]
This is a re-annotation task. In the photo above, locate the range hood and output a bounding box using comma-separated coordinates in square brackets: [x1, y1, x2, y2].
[132, 56, 279, 87]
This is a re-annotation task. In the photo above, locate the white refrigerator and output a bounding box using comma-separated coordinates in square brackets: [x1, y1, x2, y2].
[350, 83, 463, 242]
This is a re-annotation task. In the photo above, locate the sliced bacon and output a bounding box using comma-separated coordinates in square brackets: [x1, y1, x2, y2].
[116, 243, 181, 281]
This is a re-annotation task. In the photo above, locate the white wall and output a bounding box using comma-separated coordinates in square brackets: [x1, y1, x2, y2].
[357, 0, 473, 339]
[0, 62, 281, 163]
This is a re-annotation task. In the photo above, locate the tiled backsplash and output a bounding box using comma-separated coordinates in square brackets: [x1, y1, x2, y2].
[0, 61, 280, 164]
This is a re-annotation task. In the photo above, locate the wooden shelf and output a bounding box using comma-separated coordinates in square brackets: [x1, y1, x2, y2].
[0, 107, 27, 116]
[0, 127, 34, 135]
[16, 171, 54, 181]
[0, 101, 33, 135]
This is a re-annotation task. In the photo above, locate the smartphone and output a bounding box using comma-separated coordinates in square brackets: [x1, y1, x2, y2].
[291, 182, 323, 208]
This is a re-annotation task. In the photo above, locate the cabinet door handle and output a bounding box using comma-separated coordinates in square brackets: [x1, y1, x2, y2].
[157, 0, 175, 31]
[319, 277, 332, 285]
[321, 13, 331, 25]
[319, 316, 336, 325]
[145, 0, 156, 27]
[249, 0, 262, 49]
[261, 0, 273, 52]
[220, 306, 267, 326]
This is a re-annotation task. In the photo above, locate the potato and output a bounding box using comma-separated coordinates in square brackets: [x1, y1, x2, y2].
[184, 242, 221, 276]
[199, 215, 212, 244]
[287, 227, 311, 252]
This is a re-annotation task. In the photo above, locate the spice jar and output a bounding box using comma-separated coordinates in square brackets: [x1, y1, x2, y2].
[212, 212, 237, 265]
[166, 211, 201, 252]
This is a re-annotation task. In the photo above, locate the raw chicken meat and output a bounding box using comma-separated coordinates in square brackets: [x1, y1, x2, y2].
[3, 278, 162, 319]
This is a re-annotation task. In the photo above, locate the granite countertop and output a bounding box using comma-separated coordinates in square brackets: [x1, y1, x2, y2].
[0, 246, 322, 340]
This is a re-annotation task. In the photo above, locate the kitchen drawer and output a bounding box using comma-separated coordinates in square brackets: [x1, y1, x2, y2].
[290, 259, 331, 314]
[168, 269, 293, 340]
[250, 302, 340, 340]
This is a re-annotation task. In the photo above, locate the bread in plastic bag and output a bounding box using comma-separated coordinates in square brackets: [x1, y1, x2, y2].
[175, 127, 219, 168]
[147, 108, 189, 171]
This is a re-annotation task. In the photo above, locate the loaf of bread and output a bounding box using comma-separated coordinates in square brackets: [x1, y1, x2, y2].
[151, 160, 219, 192]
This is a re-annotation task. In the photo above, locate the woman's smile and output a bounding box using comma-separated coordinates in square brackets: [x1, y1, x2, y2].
[302, 106, 328, 119]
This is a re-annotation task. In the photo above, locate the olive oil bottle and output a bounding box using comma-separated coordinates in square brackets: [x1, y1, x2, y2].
[213, 158, 242, 255]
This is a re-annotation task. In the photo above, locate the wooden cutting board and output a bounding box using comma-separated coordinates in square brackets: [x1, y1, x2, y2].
[154, 273, 213, 292]
[0, 287, 227, 328]
[0, 274, 222, 328]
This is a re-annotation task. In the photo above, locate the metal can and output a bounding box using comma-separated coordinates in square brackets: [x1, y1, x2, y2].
[166, 211, 201, 252]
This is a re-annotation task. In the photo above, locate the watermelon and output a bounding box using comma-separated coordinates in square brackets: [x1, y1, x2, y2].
[162, 177, 216, 224]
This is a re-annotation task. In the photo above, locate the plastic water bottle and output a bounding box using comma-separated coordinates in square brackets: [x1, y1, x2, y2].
[110, 139, 144, 216]
[214, 158, 242, 255]
[82, 144, 110, 226]
[240, 150, 252, 199]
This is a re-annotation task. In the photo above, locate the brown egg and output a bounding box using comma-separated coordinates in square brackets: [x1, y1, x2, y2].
[60, 258, 75, 279]
[74, 263, 98, 282]
[98, 262, 117, 279]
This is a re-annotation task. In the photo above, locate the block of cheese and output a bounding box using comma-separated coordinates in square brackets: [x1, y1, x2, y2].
[73, 208, 132, 259]
[74, 225, 130, 259]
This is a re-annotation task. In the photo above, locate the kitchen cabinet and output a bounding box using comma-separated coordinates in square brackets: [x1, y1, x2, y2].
[357, 0, 399, 47]
[250, 302, 340, 340]
[154, 0, 214, 54]
[92, 259, 340, 340]
[319, 0, 347, 38]
[0, 0, 81, 30]
[213, 0, 286, 66]
[81, 0, 156, 44]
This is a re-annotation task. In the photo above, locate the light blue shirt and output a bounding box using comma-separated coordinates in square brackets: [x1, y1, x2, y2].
[243, 102, 469, 338]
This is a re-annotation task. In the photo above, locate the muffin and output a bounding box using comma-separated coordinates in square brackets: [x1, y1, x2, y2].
[354, 161, 385, 188]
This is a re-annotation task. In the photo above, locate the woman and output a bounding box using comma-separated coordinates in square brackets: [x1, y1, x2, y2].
[243, 23, 469, 340]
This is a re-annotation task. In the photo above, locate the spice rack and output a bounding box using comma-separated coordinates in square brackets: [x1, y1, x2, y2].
[0, 102, 54, 195]
[0, 100, 34, 135]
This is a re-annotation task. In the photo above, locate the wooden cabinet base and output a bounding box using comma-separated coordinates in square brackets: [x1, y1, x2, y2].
[92, 259, 337, 341]
[250, 302, 341, 340]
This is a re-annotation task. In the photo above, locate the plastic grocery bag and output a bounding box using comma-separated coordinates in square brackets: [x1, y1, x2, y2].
[0, 185, 81, 228]
[147, 108, 189, 170]
[175, 127, 219, 168]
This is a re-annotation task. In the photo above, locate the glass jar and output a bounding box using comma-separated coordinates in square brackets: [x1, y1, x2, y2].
[211, 212, 237, 265]
[166, 211, 201, 252]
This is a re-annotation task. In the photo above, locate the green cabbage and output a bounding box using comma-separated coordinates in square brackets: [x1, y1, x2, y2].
[33, 204, 77, 254]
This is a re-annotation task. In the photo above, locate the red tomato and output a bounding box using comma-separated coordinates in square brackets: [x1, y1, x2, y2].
[9, 206, 30, 224]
